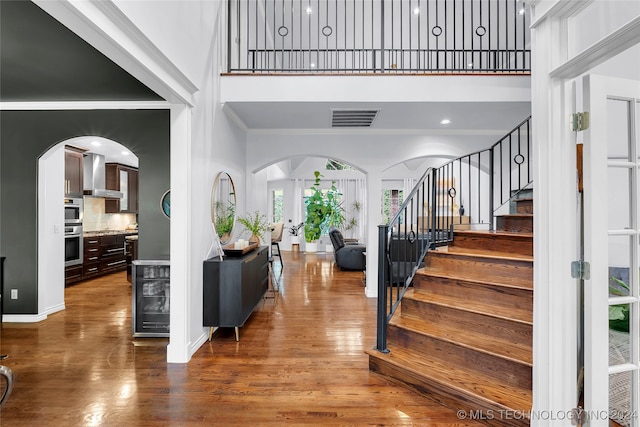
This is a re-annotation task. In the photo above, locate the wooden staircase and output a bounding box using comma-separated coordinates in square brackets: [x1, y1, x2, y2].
[367, 197, 533, 427]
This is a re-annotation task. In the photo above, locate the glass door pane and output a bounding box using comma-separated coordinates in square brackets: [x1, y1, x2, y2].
[607, 96, 638, 427]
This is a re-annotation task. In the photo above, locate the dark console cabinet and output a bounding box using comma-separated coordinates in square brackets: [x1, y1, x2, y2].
[203, 246, 269, 341]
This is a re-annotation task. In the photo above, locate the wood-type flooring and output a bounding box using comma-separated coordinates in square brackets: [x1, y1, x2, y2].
[0, 251, 484, 426]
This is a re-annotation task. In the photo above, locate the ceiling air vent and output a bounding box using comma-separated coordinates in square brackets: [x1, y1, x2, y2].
[331, 109, 379, 128]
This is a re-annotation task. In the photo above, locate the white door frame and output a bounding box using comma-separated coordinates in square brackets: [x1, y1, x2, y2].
[531, 1, 640, 424]
[25, 0, 199, 363]
[582, 74, 640, 427]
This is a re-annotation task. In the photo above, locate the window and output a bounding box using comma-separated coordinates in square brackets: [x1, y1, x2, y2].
[325, 159, 355, 171]
[382, 189, 404, 223]
[271, 188, 283, 223]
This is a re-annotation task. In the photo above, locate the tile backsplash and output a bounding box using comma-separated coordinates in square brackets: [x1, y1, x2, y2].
[83, 197, 136, 231]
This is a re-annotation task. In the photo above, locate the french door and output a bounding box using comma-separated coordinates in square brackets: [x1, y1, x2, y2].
[582, 74, 640, 427]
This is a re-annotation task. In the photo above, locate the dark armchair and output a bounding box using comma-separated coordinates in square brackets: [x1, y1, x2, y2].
[329, 228, 366, 271]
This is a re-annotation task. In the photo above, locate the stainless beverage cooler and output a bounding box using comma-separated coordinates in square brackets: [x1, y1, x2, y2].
[132, 260, 170, 337]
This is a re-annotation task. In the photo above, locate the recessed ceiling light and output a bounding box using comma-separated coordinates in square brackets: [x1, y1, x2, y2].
[413, 7, 420, 15]
[440, 119, 451, 125]
[121, 151, 130, 156]
[310, 63, 316, 68]
[91, 141, 101, 146]
[518, 8, 525, 15]
[305, 6, 312, 14]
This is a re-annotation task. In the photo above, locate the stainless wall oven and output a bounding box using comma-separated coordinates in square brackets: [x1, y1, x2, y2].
[65, 225, 83, 267]
[64, 198, 83, 225]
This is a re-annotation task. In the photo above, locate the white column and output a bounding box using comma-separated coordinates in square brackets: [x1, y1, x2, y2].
[531, 10, 579, 424]
[365, 171, 382, 298]
[167, 103, 192, 363]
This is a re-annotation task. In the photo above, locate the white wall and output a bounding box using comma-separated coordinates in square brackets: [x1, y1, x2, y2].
[110, 0, 248, 362]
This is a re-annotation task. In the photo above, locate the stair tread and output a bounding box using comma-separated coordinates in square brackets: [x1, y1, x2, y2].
[433, 246, 533, 262]
[366, 346, 532, 411]
[453, 230, 533, 239]
[514, 197, 533, 202]
[406, 290, 533, 324]
[496, 214, 533, 218]
[418, 269, 534, 292]
[391, 307, 532, 365]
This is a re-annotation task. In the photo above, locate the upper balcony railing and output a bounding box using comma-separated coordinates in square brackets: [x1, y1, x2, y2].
[227, 0, 531, 74]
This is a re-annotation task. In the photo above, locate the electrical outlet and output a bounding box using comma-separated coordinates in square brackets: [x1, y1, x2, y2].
[11, 289, 18, 299]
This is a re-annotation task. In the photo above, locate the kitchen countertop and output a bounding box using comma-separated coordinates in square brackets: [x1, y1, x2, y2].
[84, 230, 138, 237]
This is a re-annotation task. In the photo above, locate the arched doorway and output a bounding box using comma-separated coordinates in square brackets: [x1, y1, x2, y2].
[38, 136, 138, 315]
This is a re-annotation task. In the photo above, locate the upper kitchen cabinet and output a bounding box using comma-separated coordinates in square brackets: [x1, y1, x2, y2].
[105, 163, 138, 214]
[64, 147, 84, 197]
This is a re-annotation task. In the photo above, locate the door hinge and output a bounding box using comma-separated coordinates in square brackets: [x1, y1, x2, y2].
[571, 260, 590, 280]
[571, 112, 590, 132]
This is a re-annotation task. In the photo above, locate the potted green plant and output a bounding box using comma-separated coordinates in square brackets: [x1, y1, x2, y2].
[304, 171, 330, 252]
[322, 180, 345, 252]
[213, 201, 235, 242]
[237, 211, 270, 243]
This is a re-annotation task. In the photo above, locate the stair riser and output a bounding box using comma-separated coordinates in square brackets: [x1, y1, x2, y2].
[516, 200, 533, 214]
[496, 216, 533, 233]
[450, 234, 533, 257]
[414, 274, 533, 316]
[426, 253, 533, 286]
[388, 324, 532, 389]
[369, 358, 530, 427]
[401, 298, 532, 350]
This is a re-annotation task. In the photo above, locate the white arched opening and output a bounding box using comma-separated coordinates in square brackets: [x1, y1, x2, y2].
[38, 136, 138, 317]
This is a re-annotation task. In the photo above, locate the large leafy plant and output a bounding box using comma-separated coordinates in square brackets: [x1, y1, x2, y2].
[323, 180, 345, 233]
[304, 171, 331, 243]
[609, 276, 631, 333]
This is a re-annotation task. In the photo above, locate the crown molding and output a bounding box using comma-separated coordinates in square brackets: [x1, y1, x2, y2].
[550, 15, 640, 79]
[0, 101, 171, 111]
[245, 128, 515, 137]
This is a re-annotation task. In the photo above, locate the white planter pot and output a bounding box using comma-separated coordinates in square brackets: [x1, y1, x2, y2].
[325, 244, 333, 253]
[306, 242, 317, 253]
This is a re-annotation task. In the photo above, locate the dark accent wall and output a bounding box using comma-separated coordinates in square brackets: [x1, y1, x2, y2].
[0, 0, 162, 102]
[0, 109, 170, 314]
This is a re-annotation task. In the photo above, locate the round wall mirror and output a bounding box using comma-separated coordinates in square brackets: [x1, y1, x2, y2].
[211, 172, 236, 245]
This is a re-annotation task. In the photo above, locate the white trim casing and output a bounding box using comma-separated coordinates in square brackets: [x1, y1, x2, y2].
[0, 101, 171, 111]
[167, 104, 193, 364]
[530, 5, 579, 425]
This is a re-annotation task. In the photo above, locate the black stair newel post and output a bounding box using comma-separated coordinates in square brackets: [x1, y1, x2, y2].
[376, 225, 390, 353]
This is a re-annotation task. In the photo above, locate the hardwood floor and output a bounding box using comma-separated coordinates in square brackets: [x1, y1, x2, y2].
[0, 251, 484, 426]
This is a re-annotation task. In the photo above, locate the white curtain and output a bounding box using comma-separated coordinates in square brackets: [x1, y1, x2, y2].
[336, 178, 366, 241]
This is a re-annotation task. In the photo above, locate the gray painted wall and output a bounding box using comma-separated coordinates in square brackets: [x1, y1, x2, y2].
[0, 109, 170, 314]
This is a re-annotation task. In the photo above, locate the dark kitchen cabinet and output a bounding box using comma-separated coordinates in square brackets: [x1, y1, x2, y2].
[105, 163, 138, 214]
[203, 247, 269, 341]
[125, 236, 138, 283]
[64, 148, 84, 197]
[82, 236, 101, 279]
[65, 265, 83, 285]
[100, 234, 127, 273]
[66, 233, 132, 286]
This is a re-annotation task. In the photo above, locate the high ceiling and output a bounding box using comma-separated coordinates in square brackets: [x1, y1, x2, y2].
[0, 0, 161, 101]
[1, 0, 530, 136]
[225, 100, 531, 132]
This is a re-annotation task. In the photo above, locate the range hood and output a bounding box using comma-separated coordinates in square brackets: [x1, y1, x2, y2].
[83, 153, 124, 199]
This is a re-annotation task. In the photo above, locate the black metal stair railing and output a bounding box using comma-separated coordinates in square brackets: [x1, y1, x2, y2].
[228, 0, 530, 74]
[375, 116, 532, 352]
